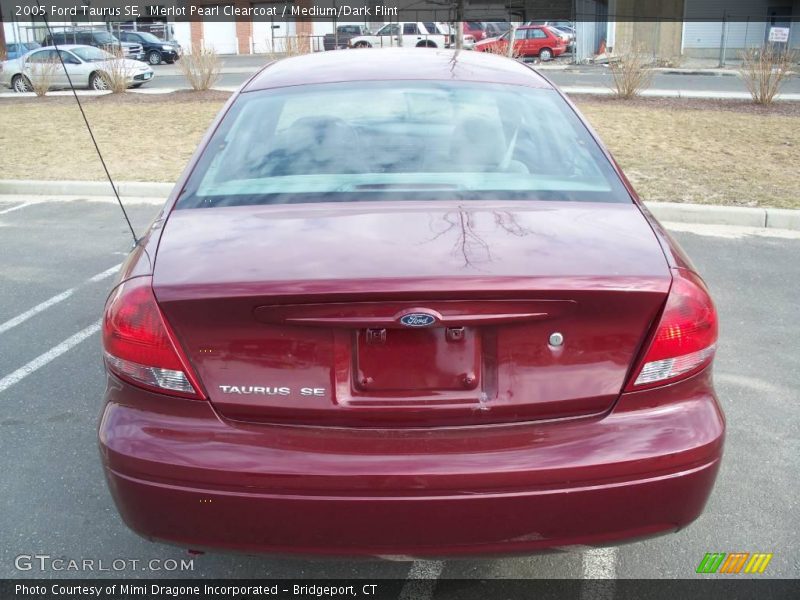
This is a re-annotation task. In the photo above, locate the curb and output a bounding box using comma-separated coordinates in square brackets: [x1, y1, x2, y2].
[0, 179, 174, 198]
[650, 68, 739, 77]
[1, 180, 798, 231]
[4, 87, 800, 101]
[559, 86, 800, 101]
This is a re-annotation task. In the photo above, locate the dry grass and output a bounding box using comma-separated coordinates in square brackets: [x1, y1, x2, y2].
[177, 45, 222, 91]
[0, 93, 798, 209]
[576, 98, 800, 208]
[608, 45, 654, 99]
[0, 95, 224, 182]
[739, 45, 797, 105]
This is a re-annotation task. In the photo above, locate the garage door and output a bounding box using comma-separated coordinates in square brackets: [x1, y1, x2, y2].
[202, 16, 238, 54]
[251, 5, 295, 53]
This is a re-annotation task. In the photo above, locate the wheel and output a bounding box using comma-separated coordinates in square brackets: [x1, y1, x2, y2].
[12, 74, 32, 93]
[353, 41, 371, 48]
[539, 48, 553, 61]
[416, 41, 437, 48]
[90, 72, 110, 91]
[147, 50, 162, 65]
[132, 83, 144, 88]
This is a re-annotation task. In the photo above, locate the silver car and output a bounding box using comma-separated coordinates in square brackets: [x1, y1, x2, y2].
[0, 45, 154, 92]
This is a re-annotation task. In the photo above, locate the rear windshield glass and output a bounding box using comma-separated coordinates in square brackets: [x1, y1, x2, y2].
[177, 81, 630, 208]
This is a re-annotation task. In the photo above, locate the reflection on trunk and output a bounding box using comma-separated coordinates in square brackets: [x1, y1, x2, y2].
[428, 207, 535, 268]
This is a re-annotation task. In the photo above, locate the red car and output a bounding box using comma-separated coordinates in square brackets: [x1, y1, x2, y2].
[99, 49, 724, 557]
[475, 24, 567, 60]
[463, 21, 487, 42]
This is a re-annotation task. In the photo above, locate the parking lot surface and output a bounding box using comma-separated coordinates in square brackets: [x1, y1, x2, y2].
[0, 197, 797, 583]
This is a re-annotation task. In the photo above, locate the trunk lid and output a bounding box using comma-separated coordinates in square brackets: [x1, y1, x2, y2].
[153, 201, 669, 427]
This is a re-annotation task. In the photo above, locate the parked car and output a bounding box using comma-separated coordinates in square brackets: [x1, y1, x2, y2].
[527, 20, 575, 31]
[475, 24, 567, 60]
[99, 48, 724, 557]
[118, 30, 181, 65]
[323, 24, 371, 50]
[546, 26, 575, 53]
[4, 42, 40, 60]
[484, 22, 511, 37]
[0, 45, 154, 92]
[349, 22, 447, 48]
[41, 29, 144, 61]
[463, 21, 487, 42]
[436, 23, 476, 50]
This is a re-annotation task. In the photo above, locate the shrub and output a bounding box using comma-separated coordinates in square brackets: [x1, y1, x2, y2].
[29, 58, 60, 96]
[608, 45, 654, 99]
[267, 35, 311, 60]
[178, 44, 221, 91]
[739, 45, 796, 105]
[480, 37, 522, 61]
[103, 48, 134, 93]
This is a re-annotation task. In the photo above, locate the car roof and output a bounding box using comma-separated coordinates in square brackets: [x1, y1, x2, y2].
[244, 48, 554, 93]
[30, 44, 92, 51]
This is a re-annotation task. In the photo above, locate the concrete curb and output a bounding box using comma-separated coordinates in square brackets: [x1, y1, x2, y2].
[0, 179, 173, 199]
[5, 86, 799, 101]
[2, 180, 798, 231]
[559, 86, 800, 101]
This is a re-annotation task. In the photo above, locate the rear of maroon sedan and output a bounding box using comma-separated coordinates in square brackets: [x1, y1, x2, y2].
[98, 49, 724, 557]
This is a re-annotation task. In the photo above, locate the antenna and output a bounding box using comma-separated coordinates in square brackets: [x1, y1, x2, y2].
[33, 0, 139, 245]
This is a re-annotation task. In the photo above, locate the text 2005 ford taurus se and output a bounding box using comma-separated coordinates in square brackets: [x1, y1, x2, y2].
[99, 49, 724, 556]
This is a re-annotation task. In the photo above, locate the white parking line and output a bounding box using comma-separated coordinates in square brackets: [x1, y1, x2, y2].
[0, 320, 101, 395]
[0, 264, 120, 336]
[580, 547, 617, 600]
[398, 560, 444, 600]
[0, 202, 37, 215]
[582, 547, 617, 579]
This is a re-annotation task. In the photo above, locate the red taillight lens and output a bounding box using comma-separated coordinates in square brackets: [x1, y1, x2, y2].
[103, 277, 204, 399]
[626, 269, 718, 391]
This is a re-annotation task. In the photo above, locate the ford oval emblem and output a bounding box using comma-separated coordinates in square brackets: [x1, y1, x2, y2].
[399, 312, 437, 328]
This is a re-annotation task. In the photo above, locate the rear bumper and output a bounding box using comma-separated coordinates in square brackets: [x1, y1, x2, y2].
[99, 369, 724, 557]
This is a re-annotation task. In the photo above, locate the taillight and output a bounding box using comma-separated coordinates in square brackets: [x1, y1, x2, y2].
[625, 269, 718, 391]
[103, 277, 205, 399]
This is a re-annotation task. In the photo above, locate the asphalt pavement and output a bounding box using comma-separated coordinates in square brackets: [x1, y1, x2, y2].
[0, 197, 798, 584]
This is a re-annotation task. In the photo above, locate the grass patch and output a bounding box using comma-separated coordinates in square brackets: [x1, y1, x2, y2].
[575, 97, 800, 209]
[0, 93, 225, 183]
[0, 93, 798, 208]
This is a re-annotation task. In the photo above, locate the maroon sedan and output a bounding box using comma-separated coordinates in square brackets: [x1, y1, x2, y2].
[99, 49, 723, 557]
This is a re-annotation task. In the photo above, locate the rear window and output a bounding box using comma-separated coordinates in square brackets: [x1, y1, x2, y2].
[177, 81, 630, 209]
